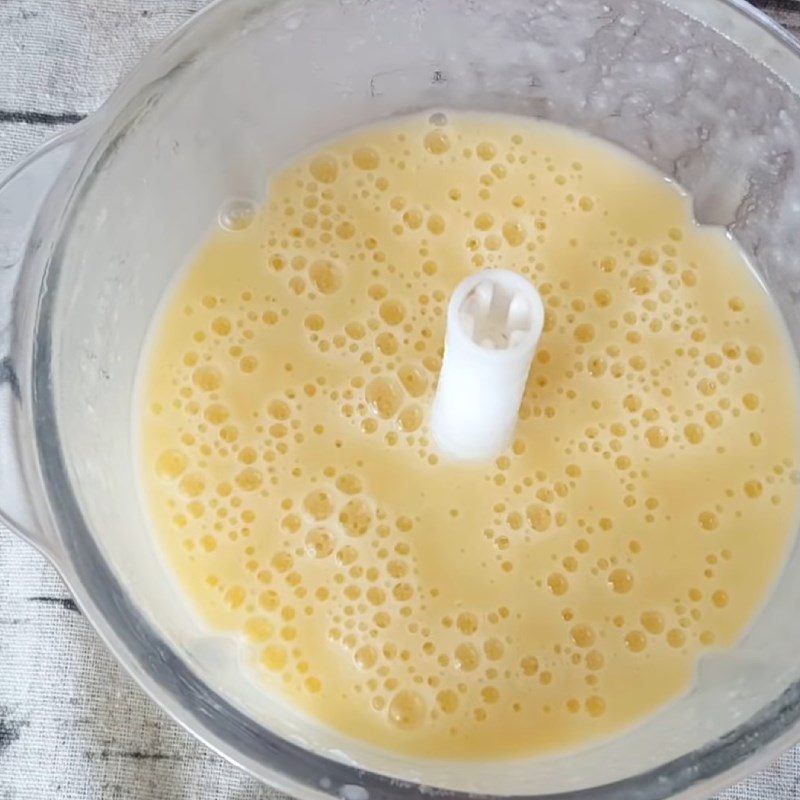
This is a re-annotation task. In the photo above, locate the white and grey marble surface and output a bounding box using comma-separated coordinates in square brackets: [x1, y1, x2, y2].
[1, 1, 800, 798]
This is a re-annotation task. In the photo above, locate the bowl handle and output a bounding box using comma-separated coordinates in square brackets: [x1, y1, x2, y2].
[0, 131, 79, 562]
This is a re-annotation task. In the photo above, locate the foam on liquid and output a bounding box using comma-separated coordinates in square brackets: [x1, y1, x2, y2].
[139, 112, 800, 759]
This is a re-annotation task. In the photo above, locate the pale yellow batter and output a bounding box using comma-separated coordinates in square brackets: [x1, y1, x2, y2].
[139, 112, 800, 759]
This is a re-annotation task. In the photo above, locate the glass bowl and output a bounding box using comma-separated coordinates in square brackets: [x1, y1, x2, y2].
[2, 0, 800, 797]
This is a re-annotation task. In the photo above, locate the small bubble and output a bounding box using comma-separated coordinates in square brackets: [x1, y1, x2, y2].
[728, 297, 744, 312]
[336, 473, 362, 495]
[742, 393, 760, 411]
[585, 695, 606, 717]
[583, 354, 606, 379]
[352, 147, 380, 170]
[684, 423, 704, 445]
[305, 528, 335, 559]
[340, 499, 372, 537]
[476, 141, 497, 161]
[712, 589, 729, 608]
[376, 332, 398, 356]
[345, 321, 366, 341]
[624, 630, 647, 652]
[645, 426, 668, 449]
[218, 199, 256, 232]
[593, 289, 612, 308]
[309, 260, 342, 294]
[258, 589, 279, 612]
[423, 130, 450, 155]
[224, 586, 246, 609]
[354, 645, 378, 669]
[238, 447, 257, 465]
[268, 399, 291, 420]
[260, 644, 288, 671]
[629, 271, 655, 295]
[388, 690, 426, 730]
[271, 550, 293, 573]
[436, 689, 459, 714]
[502, 220, 527, 246]
[743, 479, 762, 499]
[235, 468, 263, 492]
[474, 212, 494, 231]
[722, 342, 740, 360]
[484, 638, 505, 661]
[427, 214, 446, 235]
[366, 586, 386, 606]
[204, 403, 229, 425]
[335, 221, 356, 240]
[697, 378, 716, 397]
[303, 490, 333, 521]
[526, 504, 552, 532]
[638, 248, 659, 266]
[398, 365, 428, 397]
[239, 355, 258, 373]
[570, 624, 595, 648]
[379, 299, 406, 326]
[454, 643, 480, 672]
[192, 366, 222, 392]
[698, 511, 719, 532]
[178, 473, 205, 498]
[304, 313, 324, 332]
[705, 410, 723, 429]
[456, 612, 478, 635]
[155, 449, 188, 481]
[402, 208, 424, 230]
[599, 256, 617, 273]
[268, 255, 286, 272]
[746, 346, 764, 365]
[623, 394, 641, 413]
[244, 617, 274, 643]
[640, 611, 664, 635]
[666, 629, 686, 648]
[211, 316, 232, 336]
[309, 154, 339, 184]
[481, 686, 500, 704]
[607, 569, 634, 594]
[366, 376, 403, 419]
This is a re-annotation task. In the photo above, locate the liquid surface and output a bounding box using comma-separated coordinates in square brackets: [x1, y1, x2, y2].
[140, 112, 800, 759]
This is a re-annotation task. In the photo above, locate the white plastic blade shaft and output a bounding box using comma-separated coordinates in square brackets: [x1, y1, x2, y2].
[431, 269, 544, 461]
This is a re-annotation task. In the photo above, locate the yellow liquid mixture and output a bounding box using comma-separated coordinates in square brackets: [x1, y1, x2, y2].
[139, 112, 800, 759]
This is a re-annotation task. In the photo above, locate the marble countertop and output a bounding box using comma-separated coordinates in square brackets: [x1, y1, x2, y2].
[1, 1, 800, 798]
